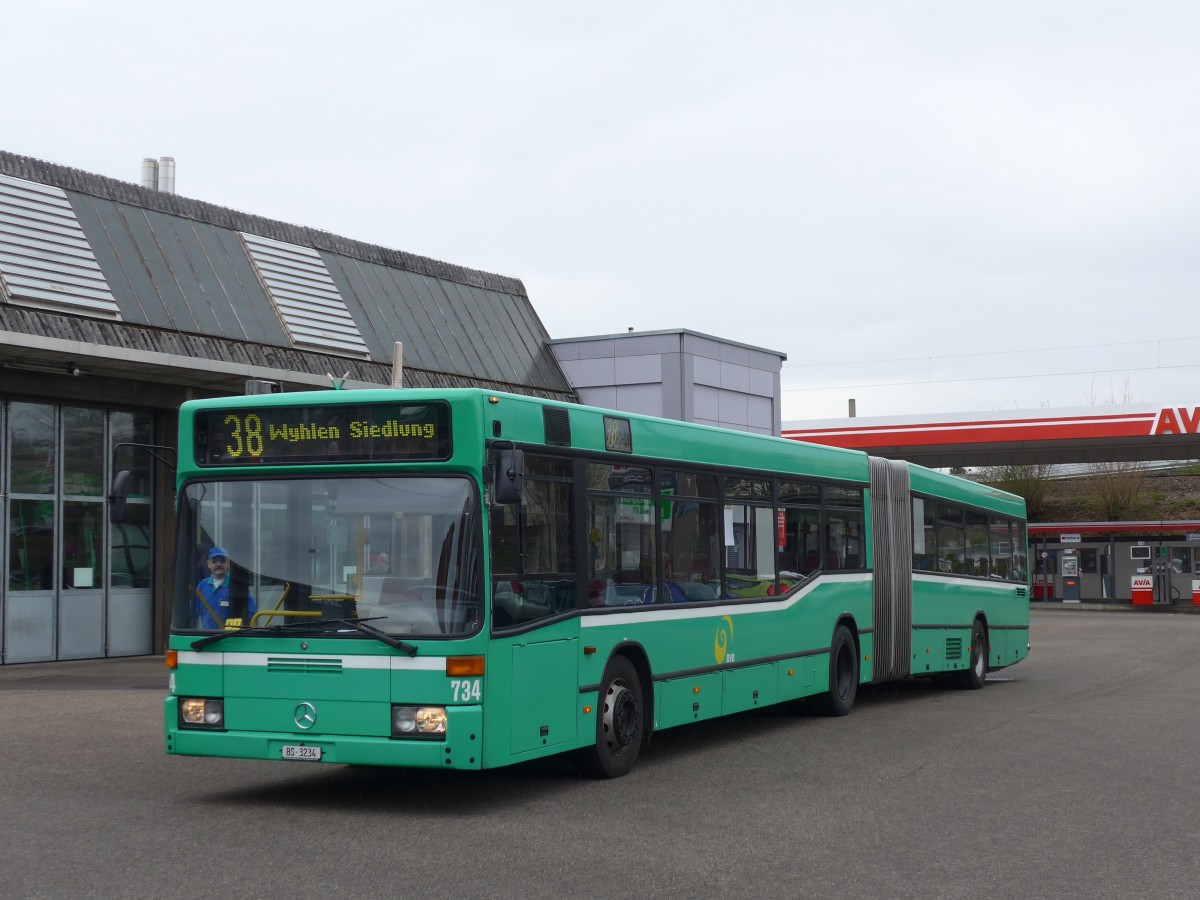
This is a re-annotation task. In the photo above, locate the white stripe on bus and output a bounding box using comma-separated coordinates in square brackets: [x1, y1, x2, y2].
[581, 572, 871, 628]
[912, 573, 1023, 592]
[175, 651, 446, 671]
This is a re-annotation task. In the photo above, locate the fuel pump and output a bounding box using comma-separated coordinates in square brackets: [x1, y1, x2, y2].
[1153, 546, 1176, 605]
[1060, 549, 1081, 603]
[1130, 544, 1153, 606]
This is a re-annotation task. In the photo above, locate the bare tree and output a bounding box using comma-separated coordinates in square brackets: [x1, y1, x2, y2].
[977, 464, 1053, 519]
[1087, 461, 1146, 520]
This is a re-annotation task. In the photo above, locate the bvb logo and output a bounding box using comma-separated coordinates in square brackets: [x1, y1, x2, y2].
[713, 615, 734, 666]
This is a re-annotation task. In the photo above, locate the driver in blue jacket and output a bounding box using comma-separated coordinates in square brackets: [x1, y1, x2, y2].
[195, 546, 256, 629]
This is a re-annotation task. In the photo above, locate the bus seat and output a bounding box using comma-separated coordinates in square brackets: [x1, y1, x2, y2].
[605, 583, 653, 606]
[668, 581, 718, 602]
[666, 581, 689, 603]
[378, 577, 406, 603]
[366, 576, 430, 605]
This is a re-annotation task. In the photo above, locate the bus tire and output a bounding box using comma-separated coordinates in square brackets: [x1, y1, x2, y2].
[575, 656, 644, 778]
[817, 624, 858, 717]
[957, 620, 987, 690]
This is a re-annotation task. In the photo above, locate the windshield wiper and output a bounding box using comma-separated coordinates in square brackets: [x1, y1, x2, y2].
[191, 616, 417, 656]
[322, 617, 419, 656]
[191, 617, 327, 650]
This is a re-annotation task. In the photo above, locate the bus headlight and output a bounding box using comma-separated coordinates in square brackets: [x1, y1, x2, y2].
[391, 705, 447, 739]
[179, 698, 224, 729]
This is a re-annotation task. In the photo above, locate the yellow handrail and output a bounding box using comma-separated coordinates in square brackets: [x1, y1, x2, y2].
[249, 581, 295, 626]
[268, 581, 293, 612]
[248, 588, 356, 627]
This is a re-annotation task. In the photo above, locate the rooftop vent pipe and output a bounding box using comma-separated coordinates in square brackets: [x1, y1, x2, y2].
[141, 158, 158, 189]
[140, 157, 176, 193]
[391, 342, 404, 388]
[157, 157, 176, 193]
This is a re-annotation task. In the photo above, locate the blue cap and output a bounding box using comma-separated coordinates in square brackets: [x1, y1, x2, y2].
[207, 546, 229, 560]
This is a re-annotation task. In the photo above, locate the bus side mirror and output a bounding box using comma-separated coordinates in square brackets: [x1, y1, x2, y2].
[109, 470, 130, 524]
[493, 448, 524, 505]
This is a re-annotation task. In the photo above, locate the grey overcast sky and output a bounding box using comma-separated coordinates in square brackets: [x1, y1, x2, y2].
[4, 1, 1198, 421]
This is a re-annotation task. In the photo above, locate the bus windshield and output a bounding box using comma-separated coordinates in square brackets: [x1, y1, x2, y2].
[173, 475, 481, 637]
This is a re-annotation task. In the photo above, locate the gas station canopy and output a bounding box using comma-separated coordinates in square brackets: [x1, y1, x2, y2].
[783, 405, 1200, 468]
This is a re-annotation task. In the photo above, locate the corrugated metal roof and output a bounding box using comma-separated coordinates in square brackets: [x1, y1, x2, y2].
[67, 192, 288, 343]
[241, 232, 370, 358]
[0, 150, 576, 400]
[0, 173, 121, 319]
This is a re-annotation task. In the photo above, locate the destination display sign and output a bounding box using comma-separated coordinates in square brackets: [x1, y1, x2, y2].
[194, 402, 452, 466]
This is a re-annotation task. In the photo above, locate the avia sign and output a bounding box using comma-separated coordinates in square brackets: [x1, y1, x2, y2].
[1153, 407, 1200, 435]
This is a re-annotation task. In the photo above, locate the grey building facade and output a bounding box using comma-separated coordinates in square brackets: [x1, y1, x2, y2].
[550, 330, 786, 436]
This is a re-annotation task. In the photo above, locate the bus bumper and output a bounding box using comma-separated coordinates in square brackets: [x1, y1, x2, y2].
[165, 697, 483, 769]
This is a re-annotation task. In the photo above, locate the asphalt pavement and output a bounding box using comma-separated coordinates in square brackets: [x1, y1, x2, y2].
[3, 609, 1199, 899]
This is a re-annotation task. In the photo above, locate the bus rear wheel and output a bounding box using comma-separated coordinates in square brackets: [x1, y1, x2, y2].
[956, 621, 987, 690]
[816, 624, 858, 717]
[576, 656, 644, 778]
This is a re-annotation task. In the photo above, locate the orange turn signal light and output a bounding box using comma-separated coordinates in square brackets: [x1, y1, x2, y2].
[446, 656, 485, 677]
[165, 650, 178, 670]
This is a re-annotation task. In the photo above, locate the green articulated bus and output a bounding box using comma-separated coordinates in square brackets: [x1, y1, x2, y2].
[159, 388, 1030, 778]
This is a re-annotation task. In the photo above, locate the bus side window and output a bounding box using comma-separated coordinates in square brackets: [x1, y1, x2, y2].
[490, 455, 576, 626]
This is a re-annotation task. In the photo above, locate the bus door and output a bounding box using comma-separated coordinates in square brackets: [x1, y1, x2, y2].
[490, 453, 580, 758]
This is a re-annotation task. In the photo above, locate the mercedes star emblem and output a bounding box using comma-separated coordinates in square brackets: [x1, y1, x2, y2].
[294, 702, 318, 730]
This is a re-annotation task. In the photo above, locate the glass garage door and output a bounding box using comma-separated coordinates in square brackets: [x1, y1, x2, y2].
[2, 401, 154, 664]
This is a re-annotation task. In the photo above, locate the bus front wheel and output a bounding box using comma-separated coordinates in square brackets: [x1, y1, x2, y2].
[576, 656, 644, 778]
